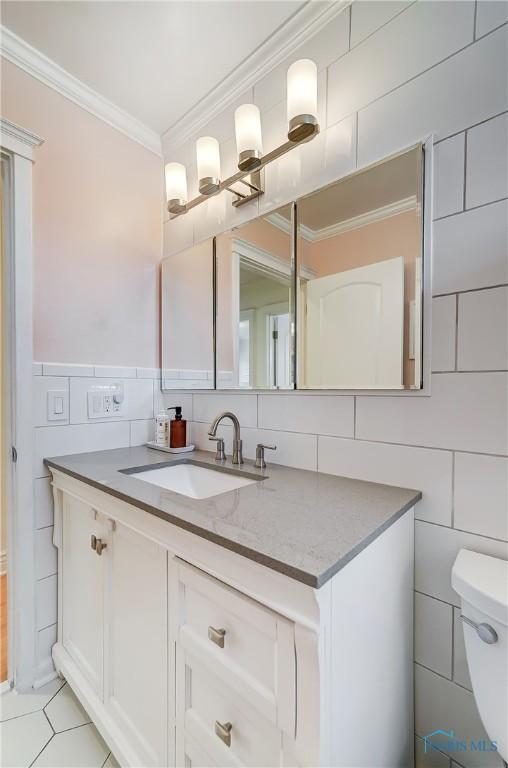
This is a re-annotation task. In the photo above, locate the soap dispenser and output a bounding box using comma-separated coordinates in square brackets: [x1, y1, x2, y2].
[168, 406, 186, 448]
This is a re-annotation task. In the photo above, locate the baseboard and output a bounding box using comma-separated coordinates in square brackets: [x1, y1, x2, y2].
[33, 668, 59, 689]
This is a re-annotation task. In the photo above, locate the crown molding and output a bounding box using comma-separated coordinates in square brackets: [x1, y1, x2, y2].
[0, 117, 43, 147]
[161, 0, 350, 156]
[267, 196, 419, 242]
[0, 25, 162, 156]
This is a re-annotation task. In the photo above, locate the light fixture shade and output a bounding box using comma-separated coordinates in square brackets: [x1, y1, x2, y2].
[235, 104, 263, 171]
[196, 136, 221, 195]
[287, 59, 318, 142]
[165, 162, 187, 213]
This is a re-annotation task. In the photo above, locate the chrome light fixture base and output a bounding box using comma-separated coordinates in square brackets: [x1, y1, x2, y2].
[199, 176, 220, 196]
[238, 149, 262, 173]
[167, 198, 187, 216]
[288, 114, 319, 143]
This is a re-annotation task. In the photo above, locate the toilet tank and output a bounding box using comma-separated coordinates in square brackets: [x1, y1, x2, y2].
[452, 549, 508, 762]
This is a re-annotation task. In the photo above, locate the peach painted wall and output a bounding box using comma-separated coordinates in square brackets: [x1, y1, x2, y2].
[1, 59, 163, 367]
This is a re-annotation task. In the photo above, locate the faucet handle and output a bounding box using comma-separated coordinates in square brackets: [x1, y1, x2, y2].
[209, 436, 226, 462]
[255, 443, 276, 469]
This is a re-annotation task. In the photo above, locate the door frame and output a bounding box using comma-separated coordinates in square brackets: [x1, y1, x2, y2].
[1, 118, 43, 691]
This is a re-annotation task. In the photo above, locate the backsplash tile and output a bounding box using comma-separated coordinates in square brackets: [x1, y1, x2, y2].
[258, 394, 354, 438]
[356, 372, 508, 454]
[34, 421, 131, 478]
[318, 437, 453, 526]
[415, 521, 508, 606]
[466, 112, 508, 209]
[457, 286, 508, 371]
[433, 200, 508, 295]
[414, 592, 453, 679]
[193, 393, 258, 428]
[454, 453, 508, 541]
[433, 134, 465, 220]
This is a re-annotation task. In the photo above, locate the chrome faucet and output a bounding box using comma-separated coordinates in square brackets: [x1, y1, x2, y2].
[208, 411, 243, 464]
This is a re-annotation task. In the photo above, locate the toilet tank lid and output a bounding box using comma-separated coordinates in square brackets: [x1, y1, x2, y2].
[452, 550, 508, 626]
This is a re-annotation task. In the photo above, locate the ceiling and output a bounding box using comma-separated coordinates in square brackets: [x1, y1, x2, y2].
[1, 0, 304, 135]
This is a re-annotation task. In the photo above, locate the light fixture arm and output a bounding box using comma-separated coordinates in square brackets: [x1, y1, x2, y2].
[168, 128, 319, 218]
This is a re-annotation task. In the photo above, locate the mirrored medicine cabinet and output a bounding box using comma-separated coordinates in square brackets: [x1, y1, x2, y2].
[162, 144, 425, 392]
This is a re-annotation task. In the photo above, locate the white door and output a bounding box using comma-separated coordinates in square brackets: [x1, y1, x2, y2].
[105, 522, 168, 767]
[62, 497, 106, 697]
[304, 257, 404, 388]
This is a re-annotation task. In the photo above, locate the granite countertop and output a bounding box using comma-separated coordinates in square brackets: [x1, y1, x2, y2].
[45, 446, 421, 588]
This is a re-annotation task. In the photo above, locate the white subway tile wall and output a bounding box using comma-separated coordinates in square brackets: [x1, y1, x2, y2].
[162, 5, 508, 759]
[32, 363, 162, 680]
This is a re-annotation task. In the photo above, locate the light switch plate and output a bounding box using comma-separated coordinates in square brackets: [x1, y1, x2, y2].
[47, 389, 68, 421]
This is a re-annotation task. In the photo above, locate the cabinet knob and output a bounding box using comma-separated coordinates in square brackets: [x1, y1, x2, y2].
[214, 720, 232, 747]
[208, 626, 226, 648]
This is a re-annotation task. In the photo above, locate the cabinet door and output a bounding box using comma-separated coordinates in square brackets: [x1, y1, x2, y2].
[62, 496, 106, 697]
[104, 521, 168, 767]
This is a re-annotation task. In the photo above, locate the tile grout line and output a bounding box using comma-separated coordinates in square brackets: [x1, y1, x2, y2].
[432, 194, 508, 223]
[189, 418, 508, 458]
[353, 23, 507, 127]
[433, 282, 508, 298]
[454, 294, 459, 372]
[462, 128, 468, 211]
[433, 108, 508, 145]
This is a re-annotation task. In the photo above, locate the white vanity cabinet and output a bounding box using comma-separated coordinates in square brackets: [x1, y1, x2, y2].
[51, 468, 415, 768]
[55, 487, 168, 767]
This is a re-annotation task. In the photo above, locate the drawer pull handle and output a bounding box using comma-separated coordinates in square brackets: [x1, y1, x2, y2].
[214, 720, 232, 747]
[90, 535, 97, 551]
[208, 626, 226, 648]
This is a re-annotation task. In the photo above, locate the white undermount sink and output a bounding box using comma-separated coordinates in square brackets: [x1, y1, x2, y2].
[127, 461, 258, 499]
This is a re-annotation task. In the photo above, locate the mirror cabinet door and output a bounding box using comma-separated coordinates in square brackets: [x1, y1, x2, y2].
[296, 145, 423, 390]
[161, 239, 214, 390]
[215, 205, 295, 390]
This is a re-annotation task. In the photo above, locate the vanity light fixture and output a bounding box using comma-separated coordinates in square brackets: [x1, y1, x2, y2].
[235, 103, 263, 172]
[165, 162, 188, 215]
[197, 136, 221, 195]
[165, 57, 319, 218]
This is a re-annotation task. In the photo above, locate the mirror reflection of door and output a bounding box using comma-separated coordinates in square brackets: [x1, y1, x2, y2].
[297, 145, 423, 390]
[216, 205, 294, 390]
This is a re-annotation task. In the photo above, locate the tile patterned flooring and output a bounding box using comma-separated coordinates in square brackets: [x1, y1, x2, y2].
[0, 679, 120, 767]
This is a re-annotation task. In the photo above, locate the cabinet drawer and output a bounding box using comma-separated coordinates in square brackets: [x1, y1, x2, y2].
[176, 559, 295, 733]
[177, 653, 282, 768]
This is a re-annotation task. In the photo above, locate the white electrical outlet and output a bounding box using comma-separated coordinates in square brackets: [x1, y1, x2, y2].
[87, 382, 124, 419]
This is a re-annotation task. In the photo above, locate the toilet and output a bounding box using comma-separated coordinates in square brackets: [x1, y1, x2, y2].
[452, 549, 508, 762]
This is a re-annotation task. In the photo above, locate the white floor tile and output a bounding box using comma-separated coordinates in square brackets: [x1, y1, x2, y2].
[44, 684, 91, 733]
[0, 710, 52, 767]
[0, 679, 63, 722]
[32, 723, 109, 767]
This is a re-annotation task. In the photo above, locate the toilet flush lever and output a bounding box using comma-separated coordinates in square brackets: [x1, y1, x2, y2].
[460, 615, 498, 644]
